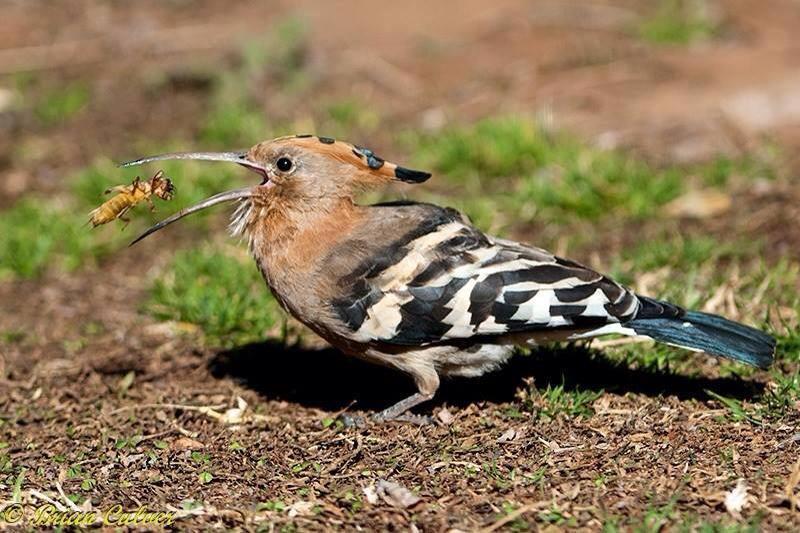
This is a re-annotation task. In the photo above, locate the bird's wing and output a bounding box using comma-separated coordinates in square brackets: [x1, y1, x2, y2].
[331, 205, 645, 346]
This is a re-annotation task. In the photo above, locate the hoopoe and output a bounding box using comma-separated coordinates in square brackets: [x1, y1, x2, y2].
[123, 135, 776, 422]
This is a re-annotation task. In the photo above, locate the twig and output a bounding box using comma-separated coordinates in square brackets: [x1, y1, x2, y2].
[28, 489, 67, 512]
[786, 457, 800, 513]
[137, 429, 175, 443]
[480, 501, 550, 532]
[322, 436, 363, 476]
[55, 479, 83, 512]
[109, 403, 226, 415]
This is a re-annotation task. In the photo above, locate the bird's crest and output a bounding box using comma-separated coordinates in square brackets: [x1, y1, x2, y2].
[265, 134, 432, 184]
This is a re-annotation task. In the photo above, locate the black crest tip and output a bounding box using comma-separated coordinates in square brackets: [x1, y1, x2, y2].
[394, 166, 432, 183]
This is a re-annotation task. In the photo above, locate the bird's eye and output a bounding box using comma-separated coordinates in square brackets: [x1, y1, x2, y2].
[276, 157, 293, 172]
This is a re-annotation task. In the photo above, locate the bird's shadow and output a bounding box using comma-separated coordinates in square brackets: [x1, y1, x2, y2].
[207, 341, 765, 413]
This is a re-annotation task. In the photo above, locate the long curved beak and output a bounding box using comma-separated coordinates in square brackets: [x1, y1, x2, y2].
[130, 187, 253, 246]
[121, 150, 266, 246]
[121, 150, 257, 170]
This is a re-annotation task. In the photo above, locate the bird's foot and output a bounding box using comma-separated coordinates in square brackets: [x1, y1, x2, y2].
[337, 411, 433, 427]
[372, 412, 433, 425]
[337, 392, 436, 427]
[338, 413, 367, 428]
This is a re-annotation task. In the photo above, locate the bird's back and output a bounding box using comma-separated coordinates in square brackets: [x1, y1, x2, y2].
[321, 201, 643, 347]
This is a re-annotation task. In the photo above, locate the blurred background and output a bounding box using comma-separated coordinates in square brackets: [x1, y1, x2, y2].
[1, 1, 799, 529]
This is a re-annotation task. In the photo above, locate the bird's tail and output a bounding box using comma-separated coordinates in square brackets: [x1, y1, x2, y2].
[626, 298, 775, 369]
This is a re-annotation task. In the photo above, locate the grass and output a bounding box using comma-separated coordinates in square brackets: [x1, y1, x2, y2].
[71, 157, 244, 216]
[241, 17, 308, 91]
[637, 0, 719, 45]
[704, 368, 800, 424]
[407, 117, 768, 227]
[201, 17, 308, 147]
[603, 239, 799, 415]
[0, 156, 249, 279]
[319, 99, 381, 139]
[2, 107, 796, 389]
[0, 198, 107, 279]
[604, 498, 763, 532]
[201, 99, 271, 148]
[146, 246, 284, 347]
[520, 382, 603, 420]
[34, 82, 90, 126]
[619, 234, 735, 274]
[607, 256, 798, 373]
[401, 117, 774, 227]
[0, 17, 314, 281]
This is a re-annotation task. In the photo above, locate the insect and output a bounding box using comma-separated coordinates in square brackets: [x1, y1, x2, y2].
[88, 170, 175, 228]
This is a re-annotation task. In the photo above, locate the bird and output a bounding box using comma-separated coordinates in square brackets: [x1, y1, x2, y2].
[122, 134, 776, 423]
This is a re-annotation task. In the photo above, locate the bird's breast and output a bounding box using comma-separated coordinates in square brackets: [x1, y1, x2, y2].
[246, 203, 368, 339]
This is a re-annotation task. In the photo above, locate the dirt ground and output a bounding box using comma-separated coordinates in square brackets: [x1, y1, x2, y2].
[1, 0, 799, 530]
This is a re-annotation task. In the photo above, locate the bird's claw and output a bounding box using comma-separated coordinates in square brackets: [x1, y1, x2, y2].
[371, 412, 433, 426]
[338, 413, 367, 428]
[337, 412, 433, 427]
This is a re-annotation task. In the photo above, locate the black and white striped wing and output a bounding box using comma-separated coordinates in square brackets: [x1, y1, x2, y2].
[334, 213, 642, 346]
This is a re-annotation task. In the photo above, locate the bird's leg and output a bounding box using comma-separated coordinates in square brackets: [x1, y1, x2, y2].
[372, 392, 435, 424]
[372, 351, 440, 424]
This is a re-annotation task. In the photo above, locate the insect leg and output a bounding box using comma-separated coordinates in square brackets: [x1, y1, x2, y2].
[116, 205, 132, 228]
[104, 185, 127, 195]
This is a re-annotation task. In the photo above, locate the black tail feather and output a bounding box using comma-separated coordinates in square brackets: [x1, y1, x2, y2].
[628, 304, 775, 369]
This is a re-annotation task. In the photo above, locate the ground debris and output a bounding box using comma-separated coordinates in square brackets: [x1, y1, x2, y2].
[436, 407, 455, 425]
[496, 428, 517, 443]
[173, 437, 205, 451]
[663, 189, 732, 219]
[364, 480, 422, 509]
[724, 479, 749, 517]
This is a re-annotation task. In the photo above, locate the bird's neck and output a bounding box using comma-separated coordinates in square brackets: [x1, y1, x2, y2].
[249, 197, 364, 277]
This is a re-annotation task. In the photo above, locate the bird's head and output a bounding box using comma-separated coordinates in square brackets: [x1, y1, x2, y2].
[122, 134, 431, 245]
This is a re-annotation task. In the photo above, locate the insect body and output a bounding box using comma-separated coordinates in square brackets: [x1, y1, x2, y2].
[88, 170, 175, 227]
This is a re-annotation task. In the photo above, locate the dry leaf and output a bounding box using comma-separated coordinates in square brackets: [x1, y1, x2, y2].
[375, 480, 421, 508]
[287, 501, 314, 517]
[363, 485, 379, 505]
[437, 408, 455, 425]
[0, 88, 16, 113]
[724, 479, 748, 516]
[173, 437, 204, 451]
[497, 428, 517, 443]
[142, 321, 200, 340]
[221, 397, 248, 425]
[663, 189, 732, 219]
